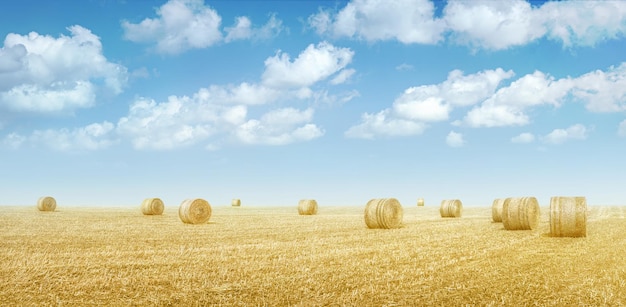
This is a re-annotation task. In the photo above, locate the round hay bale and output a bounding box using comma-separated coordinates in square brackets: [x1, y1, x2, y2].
[141, 198, 164, 215]
[440, 199, 462, 218]
[298, 199, 318, 215]
[364, 198, 403, 229]
[417, 198, 425, 207]
[502, 197, 540, 230]
[178, 198, 212, 224]
[231, 198, 241, 207]
[492, 198, 505, 222]
[37, 196, 56, 212]
[550, 196, 587, 237]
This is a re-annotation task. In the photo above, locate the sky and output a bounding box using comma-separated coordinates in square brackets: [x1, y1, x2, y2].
[1, 0, 626, 208]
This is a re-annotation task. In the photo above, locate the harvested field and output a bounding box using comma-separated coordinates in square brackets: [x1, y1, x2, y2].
[1, 205, 626, 306]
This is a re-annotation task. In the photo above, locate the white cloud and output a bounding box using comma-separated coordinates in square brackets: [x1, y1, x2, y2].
[330, 68, 355, 85]
[344, 109, 426, 139]
[541, 1, 626, 47]
[116, 94, 243, 150]
[462, 70, 573, 127]
[121, 0, 222, 54]
[261, 41, 354, 89]
[619, 120, 626, 137]
[311, 0, 626, 50]
[224, 13, 283, 42]
[308, 0, 445, 44]
[570, 63, 626, 112]
[393, 68, 513, 123]
[446, 131, 465, 147]
[3, 121, 117, 152]
[122, 0, 283, 54]
[444, 0, 546, 50]
[511, 132, 535, 143]
[542, 124, 588, 144]
[346, 68, 512, 139]
[234, 108, 323, 145]
[463, 64, 626, 127]
[0, 26, 128, 113]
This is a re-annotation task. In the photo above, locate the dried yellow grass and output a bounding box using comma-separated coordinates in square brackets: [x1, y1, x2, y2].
[140, 198, 164, 215]
[440, 199, 462, 218]
[298, 199, 318, 215]
[178, 198, 212, 224]
[364, 198, 404, 229]
[417, 198, 425, 207]
[502, 197, 540, 230]
[550, 196, 587, 237]
[492, 198, 505, 222]
[37, 196, 56, 212]
[232, 198, 241, 207]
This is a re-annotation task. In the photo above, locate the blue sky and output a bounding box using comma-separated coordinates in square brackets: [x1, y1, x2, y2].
[1, 0, 626, 207]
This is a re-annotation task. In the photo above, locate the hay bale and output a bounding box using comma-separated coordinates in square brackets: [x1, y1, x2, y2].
[37, 196, 56, 212]
[141, 198, 164, 215]
[502, 197, 540, 230]
[364, 198, 403, 229]
[298, 199, 318, 215]
[440, 199, 462, 218]
[417, 198, 425, 207]
[178, 198, 212, 224]
[231, 198, 241, 207]
[492, 198, 505, 222]
[550, 196, 587, 237]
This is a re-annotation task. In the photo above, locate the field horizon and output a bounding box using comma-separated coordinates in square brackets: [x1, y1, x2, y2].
[1, 204, 625, 306]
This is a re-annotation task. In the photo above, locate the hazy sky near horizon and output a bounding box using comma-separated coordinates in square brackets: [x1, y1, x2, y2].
[1, 0, 626, 207]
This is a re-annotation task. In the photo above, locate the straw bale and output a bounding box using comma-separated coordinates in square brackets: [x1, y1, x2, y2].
[179, 198, 212, 224]
[298, 199, 318, 215]
[141, 198, 164, 215]
[440, 199, 462, 218]
[550, 196, 587, 237]
[364, 198, 403, 229]
[37, 196, 56, 212]
[502, 197, 540, 230]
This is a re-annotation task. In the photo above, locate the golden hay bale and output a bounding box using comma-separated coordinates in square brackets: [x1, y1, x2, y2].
[141, 198, 164, 215]
[37, 196, 56, 212]
[417, 198, 425, 207]
[550, 196, 587, 237]
[231, 198, 241, 207]
[298, 199, 318, 215]
[440, 199, 462, 218]
[492, 198, 505, 222]
[178, 198, 212, 224]
[502, 197, 540, 230]
[364, 198, 403, 229]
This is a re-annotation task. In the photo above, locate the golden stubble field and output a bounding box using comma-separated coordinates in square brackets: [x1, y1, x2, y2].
[1, 204, 625, 306]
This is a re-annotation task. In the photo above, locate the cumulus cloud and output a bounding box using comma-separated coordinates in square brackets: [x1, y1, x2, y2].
[310, 0, 626, 50]
[116, 94, 244, 150]
[570, 63, 626, 112]
[541, 124, 588, 144]
[344, 109, 426, 139]
[511, 132, 535, 143]
[463, 64, 626, 127]
[308, 0, 445, 44]
[235, 108, 323, 145]
[114, 42, 354, 150]
[225, 13, 283, 43]
[446, 131, 465, 147]
[261, 41, 354, 89]
[0, 26, 128, 113]
[3, 121, 118, 152]
[122, 0, 283, 54]
[346, 68, 511, 138]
